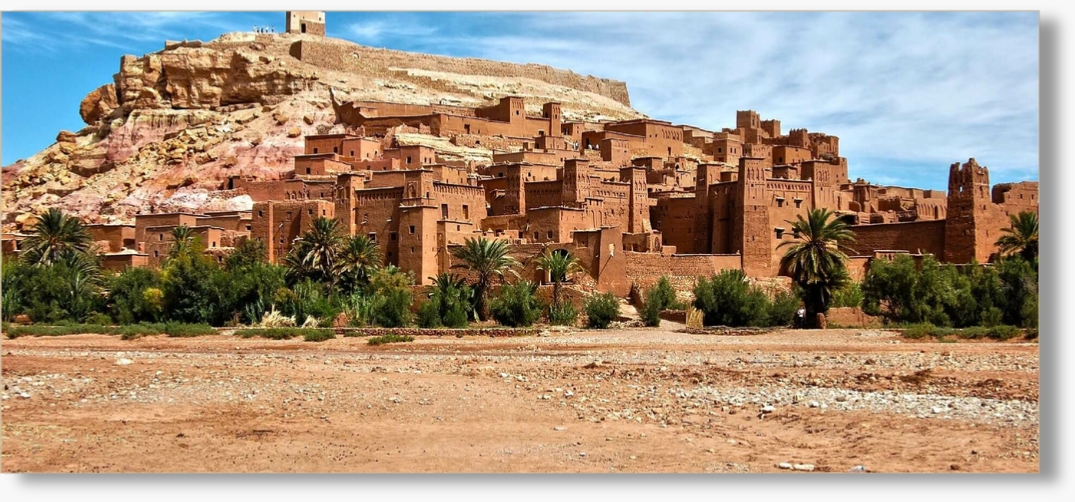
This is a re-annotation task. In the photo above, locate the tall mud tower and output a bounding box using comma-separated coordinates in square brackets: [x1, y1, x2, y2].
[944, 158, 991, 264]
[734, 157, 772, 276]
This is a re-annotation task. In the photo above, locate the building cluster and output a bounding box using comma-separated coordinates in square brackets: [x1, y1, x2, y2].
[1, 13, 1039, 295]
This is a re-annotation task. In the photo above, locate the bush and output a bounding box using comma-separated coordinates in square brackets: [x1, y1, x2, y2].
[163, 323, 215, 337]
[901, 323, 953, 339]
[548, 302, 578, 326]
[106, 267, 163, 324]
[368, 334, 415, 346]
[830, 281, 864, 309]
[583, 292, 620, 329]
[767, 289, 801, 327]
[236, 328, 330, 340]
[303, 330, 336, 342]
[367, 267, 415, 328]
[280, 280, 341, 328]
[640, 277, 683, 327]
[863, 255, 1038, 329]
[987, 325, 1021, 340]
[490, 281, 543, 328]
[417, 300, 442, 328]
[85, 312, 114, 326]
[692, 270, 786, 327]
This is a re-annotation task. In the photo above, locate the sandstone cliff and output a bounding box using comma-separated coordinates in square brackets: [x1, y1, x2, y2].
[2, 32, 642, 231]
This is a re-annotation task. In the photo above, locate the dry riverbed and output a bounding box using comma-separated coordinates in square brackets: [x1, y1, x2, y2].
[0, 328, 1039, 473]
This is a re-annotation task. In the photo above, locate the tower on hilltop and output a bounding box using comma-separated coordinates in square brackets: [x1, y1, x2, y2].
[286, 11, 326, 36]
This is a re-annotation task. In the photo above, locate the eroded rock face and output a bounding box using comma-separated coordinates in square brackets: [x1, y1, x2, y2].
[3, 32, 642, 232]
[79, 84, 120, 124]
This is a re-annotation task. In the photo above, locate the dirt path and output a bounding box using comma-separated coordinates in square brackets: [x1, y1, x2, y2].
[0, 328, 1038, 473]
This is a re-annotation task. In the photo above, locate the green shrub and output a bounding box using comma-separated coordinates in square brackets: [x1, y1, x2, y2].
[367, 334, 415, 346]
[767, 289, 800, 327]
[236, 328, 330, 340]
[987, 325, 1021, 340]
[163, 323, 215, 337]
[692, 270, 773, 327]
[583, 292, 620, 329]
[490, 281, 543, 328]
[417, 300, 442, 328]
[85, 312, 114, 326]
[901, 323, 954, 339]
[958, 326, 989, 339]
[1026, 328, 1038, 339]
[105, 267, 163, 324]
[367, 267, 415, 328]
[640, 277, 684, 327]
[830, 281, 864, 309]
[303, 330, 336, 342]
[548, 302, 578, 326]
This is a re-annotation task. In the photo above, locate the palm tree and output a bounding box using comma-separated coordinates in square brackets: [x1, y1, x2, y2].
[58, 250, 103, 320]
[996, 211, 1038, 263]
[167, 225, 196, 260]
[535, 248, 583, 310]
[20, 208, 92, 266]
[284, 217, 343, 284]
[451, 237, 518, 321]
[334, 234, 381, 292]
[778, 208, 856, 326]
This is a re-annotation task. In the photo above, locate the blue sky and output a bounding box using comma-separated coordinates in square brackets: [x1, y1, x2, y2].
[2, 11, 1038, 190]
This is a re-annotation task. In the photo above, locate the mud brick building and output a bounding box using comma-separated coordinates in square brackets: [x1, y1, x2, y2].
[63, 14, 1032, 295]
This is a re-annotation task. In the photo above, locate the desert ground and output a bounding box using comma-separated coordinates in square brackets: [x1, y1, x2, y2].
[0, 326, 1038, 473]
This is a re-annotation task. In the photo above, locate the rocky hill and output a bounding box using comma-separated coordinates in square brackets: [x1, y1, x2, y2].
[2, 32, 643, 231]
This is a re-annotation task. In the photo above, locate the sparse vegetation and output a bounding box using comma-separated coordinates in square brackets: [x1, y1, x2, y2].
[367, 334, 415, 346]
[583, 292, 620, 329]
[489, 280, 543, 328]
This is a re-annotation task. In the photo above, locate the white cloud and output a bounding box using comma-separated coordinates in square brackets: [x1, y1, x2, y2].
[362, 11, 1037, 189]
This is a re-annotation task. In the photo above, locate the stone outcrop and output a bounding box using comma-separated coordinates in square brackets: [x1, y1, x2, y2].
[2, 31, 642, 232]
[79, 84, 120, 124]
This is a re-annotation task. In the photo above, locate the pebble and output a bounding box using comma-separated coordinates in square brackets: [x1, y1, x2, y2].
[115, 359, 133, 366]
[553, 426, 567, 431]
[761, 405, 775, 413]
[778, 462, 793, 470]
[793, 463, 815, 472]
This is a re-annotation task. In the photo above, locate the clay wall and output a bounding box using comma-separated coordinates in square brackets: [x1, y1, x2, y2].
[101, 253, 149, 272]
[851, 220, 947, 258]
[134, 213, 199, 251]
[397, 206, 439, 285]
[772, 145, 812, 166]
[525, 180, 565, 210]
[651, 195, 696, 253]
[433, 182, 487, 225]
[525, 207, 587, 244]
[624, 252, 742, 292]
[85, 224, 136, 253]
[251, 200, 335, 263]
[603, 120, 684, 158]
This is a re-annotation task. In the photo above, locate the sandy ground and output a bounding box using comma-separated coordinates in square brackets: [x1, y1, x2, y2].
[0, 327, 1038, 473]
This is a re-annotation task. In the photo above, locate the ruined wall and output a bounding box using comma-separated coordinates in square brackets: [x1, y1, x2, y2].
[291, 40, 632, 107]
[623, 252, 742, 291]
[851, 220, 947, 258]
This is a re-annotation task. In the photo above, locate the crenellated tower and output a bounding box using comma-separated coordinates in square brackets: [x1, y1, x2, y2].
[733, 157, 772, 276]
[944, 158, 992, 263]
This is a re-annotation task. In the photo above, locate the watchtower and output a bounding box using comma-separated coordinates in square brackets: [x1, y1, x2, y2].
[286, 11, 326, 36]
[945, 158, 992, 264]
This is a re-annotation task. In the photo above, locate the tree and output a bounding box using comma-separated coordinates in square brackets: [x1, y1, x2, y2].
[167, 225, 196, 260]
[534, 248, 583, 313]
[20, 208, 93, 266]
[225, 238, 269, 271]
[996, 211, 1038, 263]
[284, 217, 344, 285]
[451, 237, 518, 321]
[335, 234, 381, 293]
[419, 272, 472, 328]
[778, 208, 855, 326]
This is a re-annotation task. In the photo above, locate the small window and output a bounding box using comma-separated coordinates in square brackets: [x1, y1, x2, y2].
[350, 150, 355, 157]
[154, 250, 159, 257]
[308, 209, 313, 215]
[211, 241, 217, 248]
[775, 228, 785, 239]
[409, 225, 416, 234]
[246, 225, 252, 231]
[462, 205, 469, 220]
[369, 233, 377, 242]
[534, 232, 540, 241]
[159, 234, 163, 241]
[407, 156, 412, 164]
[794, 199, 803, 208]
[313, 148, 319, 154]
[258, 210, 263, 217]
[280, 237, 284, 244]
[547, 231, 553, 239]
[411, 247, 416, 253]
[390, 232, 397, 242]
[333, 147, 338, 154]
